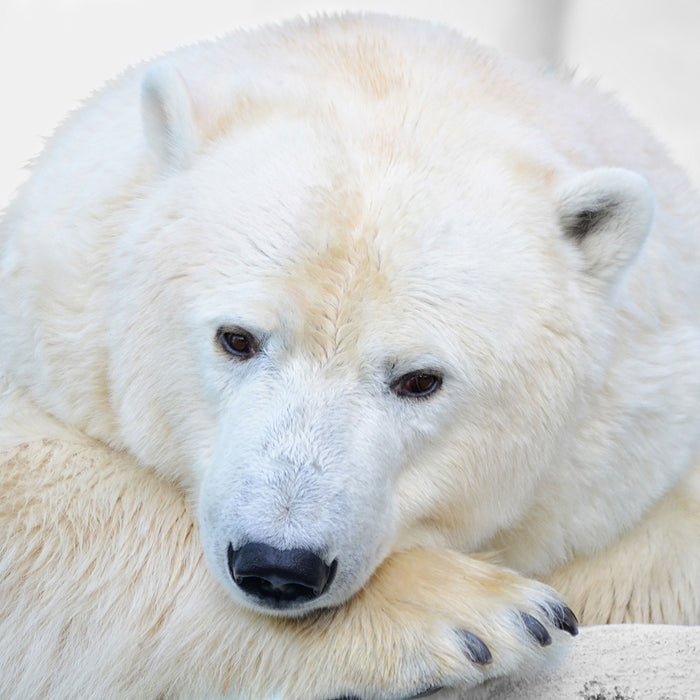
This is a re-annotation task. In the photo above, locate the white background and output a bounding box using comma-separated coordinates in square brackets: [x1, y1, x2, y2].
[2, 0, 699, 208]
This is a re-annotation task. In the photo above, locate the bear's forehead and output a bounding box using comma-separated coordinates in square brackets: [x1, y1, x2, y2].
[162, 110, 561, 335]
[184, 99, 556, 253]
[149, 42, 568, 362]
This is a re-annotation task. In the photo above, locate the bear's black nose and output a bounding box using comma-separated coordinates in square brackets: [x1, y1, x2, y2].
[228, 542, 336, 605]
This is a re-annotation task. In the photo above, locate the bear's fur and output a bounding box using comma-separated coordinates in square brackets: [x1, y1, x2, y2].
[0, 13, 698, 700]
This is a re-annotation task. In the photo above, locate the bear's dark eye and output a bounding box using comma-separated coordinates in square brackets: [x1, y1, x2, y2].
[391, 371, 443, 399]
[217, 328, 259, 360]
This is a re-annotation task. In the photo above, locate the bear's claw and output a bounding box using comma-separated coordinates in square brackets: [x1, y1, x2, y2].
[458, 629, 493, 665]
[541, 603, 579, 636]
[520, 611, 552, 646]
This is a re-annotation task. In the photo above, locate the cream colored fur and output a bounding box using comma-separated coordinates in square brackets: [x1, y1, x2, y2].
[0, 13, 698, 700]
[0, 437, 567, 699]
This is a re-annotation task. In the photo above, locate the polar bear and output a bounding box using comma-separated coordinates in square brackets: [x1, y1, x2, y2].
[0, 13, 698, 700]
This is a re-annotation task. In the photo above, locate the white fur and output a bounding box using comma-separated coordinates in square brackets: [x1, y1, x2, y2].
[0, 13, 698, 700]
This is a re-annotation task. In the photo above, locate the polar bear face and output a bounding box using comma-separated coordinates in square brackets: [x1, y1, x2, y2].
[102, 60, 652, 615]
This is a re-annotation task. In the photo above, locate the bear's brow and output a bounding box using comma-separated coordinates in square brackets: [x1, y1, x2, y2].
[289, 236, 387, 364]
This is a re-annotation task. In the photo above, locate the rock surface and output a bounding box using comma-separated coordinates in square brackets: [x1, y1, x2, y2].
[454, 625, 700, 699]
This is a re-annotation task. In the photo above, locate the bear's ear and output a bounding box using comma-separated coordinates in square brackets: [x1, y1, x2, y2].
[141, 63, 198, 170]
[558, 168, 654, 285]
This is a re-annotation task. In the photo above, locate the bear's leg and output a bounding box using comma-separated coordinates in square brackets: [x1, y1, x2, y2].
[0, 439, 577, 700]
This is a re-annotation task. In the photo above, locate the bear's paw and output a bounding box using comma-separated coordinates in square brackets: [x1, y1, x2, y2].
[275, 548, 578, 700]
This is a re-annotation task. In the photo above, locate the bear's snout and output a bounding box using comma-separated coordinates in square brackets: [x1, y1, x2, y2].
[227, 542, 337, 608]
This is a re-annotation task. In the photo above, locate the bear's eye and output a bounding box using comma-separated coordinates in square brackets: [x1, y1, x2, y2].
[391, 371, 443, 399]
[217, 328, 259, 360]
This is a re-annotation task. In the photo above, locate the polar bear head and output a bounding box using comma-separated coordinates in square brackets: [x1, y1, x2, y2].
[1, 19, 654, 616]
[113, 51, 652, 614]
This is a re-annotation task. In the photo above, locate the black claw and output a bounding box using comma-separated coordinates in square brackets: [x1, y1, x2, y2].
[560, 606, 579, 636]
[540, 603, 579, 637]
[520, 612, 552, 646]
[409, 687, 444, 698]
[458, 629, 493, 665]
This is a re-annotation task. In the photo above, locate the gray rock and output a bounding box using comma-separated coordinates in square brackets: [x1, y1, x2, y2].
[450, 625, 700, 700]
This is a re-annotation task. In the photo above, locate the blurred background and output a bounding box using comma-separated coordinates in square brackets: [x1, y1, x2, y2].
[1, 0, 699, 207]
